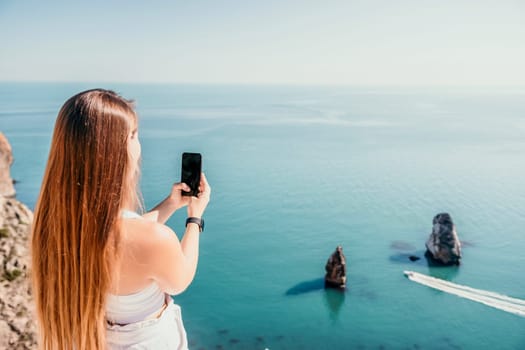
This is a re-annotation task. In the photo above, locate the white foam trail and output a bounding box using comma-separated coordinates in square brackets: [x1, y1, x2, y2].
[404, 271, 525, 317]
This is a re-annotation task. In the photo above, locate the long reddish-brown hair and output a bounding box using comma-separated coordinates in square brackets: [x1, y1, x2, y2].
[31, 89, 140, 350]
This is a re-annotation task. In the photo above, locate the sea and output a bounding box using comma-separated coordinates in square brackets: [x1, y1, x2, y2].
[1, 82, 524, 349]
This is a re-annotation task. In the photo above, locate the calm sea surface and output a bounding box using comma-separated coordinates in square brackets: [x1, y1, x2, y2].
[1, 83, 525, 349]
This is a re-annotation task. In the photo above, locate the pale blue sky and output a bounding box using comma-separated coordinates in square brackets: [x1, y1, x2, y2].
[1, 0, 524, 86]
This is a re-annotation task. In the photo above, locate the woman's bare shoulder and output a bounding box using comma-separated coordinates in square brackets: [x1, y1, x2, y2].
[120, 218, 185, 293]
[121, 218, 178, 260]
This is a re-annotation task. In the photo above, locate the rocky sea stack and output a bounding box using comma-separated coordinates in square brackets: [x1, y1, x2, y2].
[0, 132, 37, 349]
[425, 213, 462, 265]
[325, 246, 347, 289]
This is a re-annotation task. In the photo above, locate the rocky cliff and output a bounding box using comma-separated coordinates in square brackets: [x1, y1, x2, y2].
[0, 132, 37, 349]
[0, 133, 16, 198]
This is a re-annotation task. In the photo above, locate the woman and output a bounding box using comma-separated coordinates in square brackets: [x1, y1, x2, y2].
[31, 89, 210, 349]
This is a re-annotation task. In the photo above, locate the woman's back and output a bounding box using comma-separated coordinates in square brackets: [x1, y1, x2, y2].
[106, 211, 165, 325]
[105, 213, 191, 349]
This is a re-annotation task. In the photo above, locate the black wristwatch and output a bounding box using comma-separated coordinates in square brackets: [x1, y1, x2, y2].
[186, 217, 204, 232]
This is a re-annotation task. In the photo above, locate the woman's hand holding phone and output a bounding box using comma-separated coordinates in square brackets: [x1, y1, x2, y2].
[188, 173, 211, 218]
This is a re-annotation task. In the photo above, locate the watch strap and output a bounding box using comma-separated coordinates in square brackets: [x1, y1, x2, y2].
[186, 217, 204, 232]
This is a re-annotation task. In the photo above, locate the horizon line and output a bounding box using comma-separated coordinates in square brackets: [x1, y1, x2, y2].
[1, 80, 525, 90]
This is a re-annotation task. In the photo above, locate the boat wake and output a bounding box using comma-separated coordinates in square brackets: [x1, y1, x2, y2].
[404, 270, 525, 317]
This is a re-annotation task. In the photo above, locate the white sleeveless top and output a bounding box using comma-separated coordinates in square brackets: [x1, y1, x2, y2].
[106, 282, 166, 325]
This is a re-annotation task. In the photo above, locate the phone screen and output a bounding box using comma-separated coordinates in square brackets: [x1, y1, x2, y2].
[181, 152, 202, 196]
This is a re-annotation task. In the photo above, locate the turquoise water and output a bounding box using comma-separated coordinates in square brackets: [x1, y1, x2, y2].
[1, 83, 525, 349]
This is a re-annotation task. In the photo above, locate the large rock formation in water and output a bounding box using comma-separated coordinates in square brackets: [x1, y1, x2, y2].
[425, 213, 462, 265]
[325, 246, 347, 289]
[0, 132, 37, 349]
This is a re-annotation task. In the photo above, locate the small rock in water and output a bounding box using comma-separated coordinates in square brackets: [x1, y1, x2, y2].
[425, 213, 461, 265]
[409, 255, 420, 262]
[325, 246, 347, 289]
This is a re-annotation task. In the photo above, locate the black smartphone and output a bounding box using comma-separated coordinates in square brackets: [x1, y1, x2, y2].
[181, 152, 202, 197]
